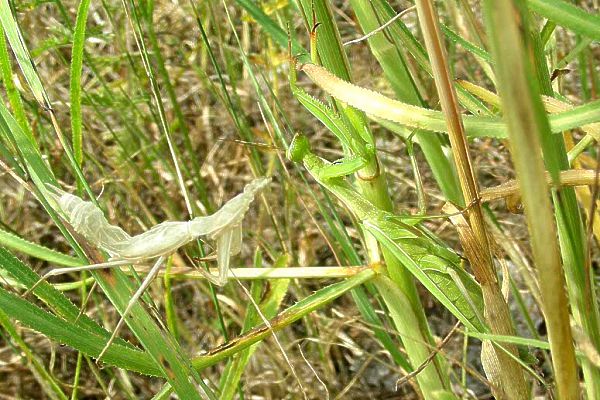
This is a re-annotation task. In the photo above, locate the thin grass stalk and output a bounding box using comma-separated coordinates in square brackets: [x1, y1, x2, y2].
[482, 1, 579, 398]
[413, 1, 528, 398]
[120, 0, 195, 217]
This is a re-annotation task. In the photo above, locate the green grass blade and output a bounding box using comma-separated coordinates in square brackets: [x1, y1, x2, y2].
[93, 269, 213, 399]
[0, 248, 135, 345]
[0, 285, 162, 376]
[0, 25, 30, 134]
[374, 274, 458, 400]
[0, 228, 81, 267]
[192, 268, 376, 370]
[0, 248, 162, 374]
[122, 0, 202, 215]
[0, 2, 98, 201]
[140, 3, 209, 209]
[528, 16, 600, 398]
[70, 0, 91, 167]
[0, 0, 49, 106]
[529, 0, 600, 41]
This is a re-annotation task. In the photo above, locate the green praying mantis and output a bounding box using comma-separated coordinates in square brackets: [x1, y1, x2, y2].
[287, 30, 487, 333]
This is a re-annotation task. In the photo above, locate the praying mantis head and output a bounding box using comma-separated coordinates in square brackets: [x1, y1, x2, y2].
[287, 133, 311, 163]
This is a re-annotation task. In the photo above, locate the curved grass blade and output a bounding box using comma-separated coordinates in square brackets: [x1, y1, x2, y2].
[0, 228, 81, 267]
[0, 248, 136, 346]
[528, 0, 600, 41]
[0, 285, 162, 376]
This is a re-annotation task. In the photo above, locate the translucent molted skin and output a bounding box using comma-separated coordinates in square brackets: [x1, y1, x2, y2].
[46, 177, 271, 260]
[47, 187, 131, 256]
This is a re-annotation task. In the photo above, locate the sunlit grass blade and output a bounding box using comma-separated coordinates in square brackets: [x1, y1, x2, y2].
[0, 0, 49, 106]
[70, 0, 91, 167]
[528, 0, 600, 41]
[192, 268, 376, 370]
[0, 228, 81, 267]
[0, 25, 30, 134]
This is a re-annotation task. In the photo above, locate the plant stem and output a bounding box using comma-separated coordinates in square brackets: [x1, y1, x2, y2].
[483, 1, 580, 398]
[414, 1, 528, 398]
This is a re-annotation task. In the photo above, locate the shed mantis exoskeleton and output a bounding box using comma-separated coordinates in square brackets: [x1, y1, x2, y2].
[24, 177, 271, 360]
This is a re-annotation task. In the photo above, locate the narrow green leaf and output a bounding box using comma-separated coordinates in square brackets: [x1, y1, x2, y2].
[0, 0, 50, 106]
[192, 269, 376, 370]
[0, 285, 162, 376]
[0, 24, 30, 135]
[0, 248, 133, 345]
[0, 228, 81, 267]
[70, 0, 92, 166]
[529, 0, 600, 41]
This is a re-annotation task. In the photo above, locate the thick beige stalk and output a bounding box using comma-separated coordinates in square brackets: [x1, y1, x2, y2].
[413, 1, 528, 398]
[482, 0, 579, 398]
